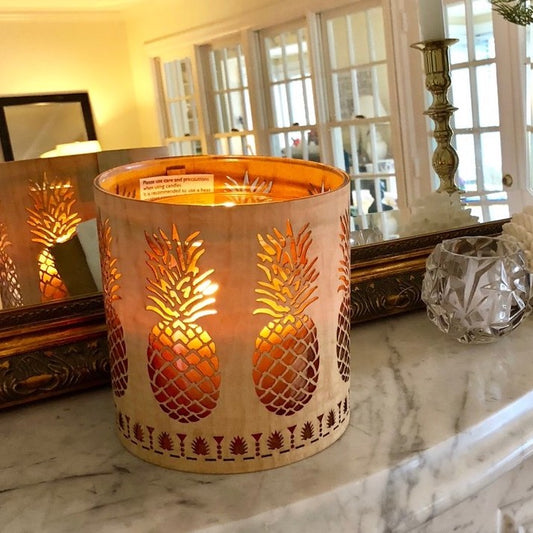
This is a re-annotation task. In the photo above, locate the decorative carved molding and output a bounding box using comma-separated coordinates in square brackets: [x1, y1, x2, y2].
[0, 294, 104, 332]
[0, 295, 108, 409]
[350, 219, 508, 264]
[351, 267, 425, 324]
[0, 330, 109, 409]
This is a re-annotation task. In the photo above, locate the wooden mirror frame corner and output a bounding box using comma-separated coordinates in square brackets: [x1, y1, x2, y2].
[0, 293, 108, 409]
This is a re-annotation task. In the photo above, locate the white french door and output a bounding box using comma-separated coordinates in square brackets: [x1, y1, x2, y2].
[154, 56, 203, 157]
[444, 0, 529, 219]
[320, 1, 401, 235]
[197, 37, 256, 156]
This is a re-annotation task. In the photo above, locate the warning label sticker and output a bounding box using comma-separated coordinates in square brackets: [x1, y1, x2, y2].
[139, 174, 215, 201]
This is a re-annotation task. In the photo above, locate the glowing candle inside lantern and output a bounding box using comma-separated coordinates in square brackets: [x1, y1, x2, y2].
[419, 0, 446, 41]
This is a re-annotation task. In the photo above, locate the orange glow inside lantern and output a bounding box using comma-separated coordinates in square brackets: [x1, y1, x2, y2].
[94, 155, 351, 473]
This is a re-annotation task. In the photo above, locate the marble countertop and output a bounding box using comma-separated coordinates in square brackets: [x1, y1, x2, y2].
[3, 310, 533, 532]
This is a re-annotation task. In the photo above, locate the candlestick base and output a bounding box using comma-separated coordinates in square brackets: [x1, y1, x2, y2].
[412, 39, 461, 195]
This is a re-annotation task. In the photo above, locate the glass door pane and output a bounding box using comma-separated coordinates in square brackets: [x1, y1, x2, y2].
[446, 0, 509, 221]
[209, 42, 255, 155]
[261, 23, 318, 161]
[322, 2, 398, 236]
[158, 57, 202, 156]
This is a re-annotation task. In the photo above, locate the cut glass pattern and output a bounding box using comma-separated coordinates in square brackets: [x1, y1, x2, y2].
[422, 236, 531, 343]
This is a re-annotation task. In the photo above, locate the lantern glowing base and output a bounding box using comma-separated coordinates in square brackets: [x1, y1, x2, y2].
[94, 156, 351, 473]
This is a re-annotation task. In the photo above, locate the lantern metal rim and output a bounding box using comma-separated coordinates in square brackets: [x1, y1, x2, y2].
[93, 154, 350, 207]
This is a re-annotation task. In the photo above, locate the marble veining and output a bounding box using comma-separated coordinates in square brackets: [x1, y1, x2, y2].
[3, 311, 533, 532]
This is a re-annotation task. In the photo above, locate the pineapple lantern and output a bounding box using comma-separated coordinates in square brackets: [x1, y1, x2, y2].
[94, 155, 351, 474]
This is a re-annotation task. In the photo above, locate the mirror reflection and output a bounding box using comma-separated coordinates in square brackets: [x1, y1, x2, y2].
[0, 156, 97, 310]
[350, 191, 485, 245]
[0, 147, 167, 311]
[1, 0, 528, 315]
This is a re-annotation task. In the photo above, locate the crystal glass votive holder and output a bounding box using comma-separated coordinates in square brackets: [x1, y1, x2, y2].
[422, 236, 531, 344]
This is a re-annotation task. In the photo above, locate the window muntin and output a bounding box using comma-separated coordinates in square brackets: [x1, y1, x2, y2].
[322, 4, 397, 219]
[207, 42, 255, 155]
[158, 57, 202, 156]
[447, 0, 509, 219]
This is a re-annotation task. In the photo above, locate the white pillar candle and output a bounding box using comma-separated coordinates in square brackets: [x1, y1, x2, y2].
[419, 0, 446, 41]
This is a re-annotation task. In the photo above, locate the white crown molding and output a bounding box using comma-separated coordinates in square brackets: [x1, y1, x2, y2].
[0, 10, 124, 22]
[0, 0, 143, 20]
[143, 0, 354, 55]
[0, 0, 141, 11]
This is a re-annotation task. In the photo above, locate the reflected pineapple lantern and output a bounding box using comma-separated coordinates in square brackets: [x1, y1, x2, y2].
[0, 221, 23, 309]
[94, 155, 351, 473]
[26, 176, 81, 302]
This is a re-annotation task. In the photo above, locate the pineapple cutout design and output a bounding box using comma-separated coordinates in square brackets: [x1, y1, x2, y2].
[253, 220, 320, 416]
[336, 209, 351, 382]
[145, 224, 220, 422]
[308, 179, 329, 196]
[98, 217, 128, 397]
[26, 176, 81, 302]
[0, 222, 23, 308]
[224, 171, 273, 204]
[115, 184, 137, 199]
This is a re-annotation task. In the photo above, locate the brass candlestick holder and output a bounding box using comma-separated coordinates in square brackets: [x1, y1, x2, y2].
[412, 39, 461, 194]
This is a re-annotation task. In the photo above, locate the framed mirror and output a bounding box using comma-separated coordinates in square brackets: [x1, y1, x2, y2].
[0, 147, 508, 410]
[0, 92, 97, 162]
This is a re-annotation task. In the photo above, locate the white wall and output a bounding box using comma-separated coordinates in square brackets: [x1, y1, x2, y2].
[0, 1, 408, 159]
[0, 13, 143, 152]
[0, 1, 339, 154]
[122, 0, 357, 149]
